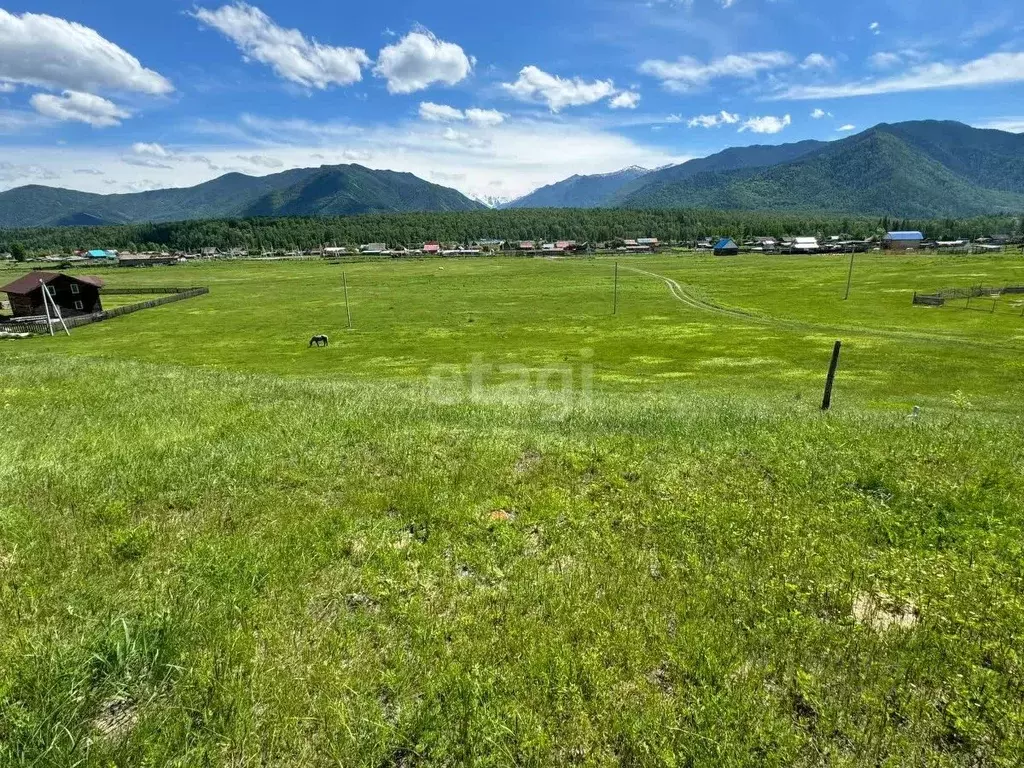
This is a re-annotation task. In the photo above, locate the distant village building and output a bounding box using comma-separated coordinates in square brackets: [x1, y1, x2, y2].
[322, 247, 346, 256]
[790, 237, 820, 253]
[517, 241, 536, 251]
[360, 243, 387, 255]
[713, 238, 739, 256]
[1, 272, 105, 318]
[85, 249, 117, 260]
[119, 253, 177, 267]
[423, 242, 441, 254]
[883, 231, 925, 251]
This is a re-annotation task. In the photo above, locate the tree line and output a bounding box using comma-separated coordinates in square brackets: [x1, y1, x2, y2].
[2, 209, 1022, 256]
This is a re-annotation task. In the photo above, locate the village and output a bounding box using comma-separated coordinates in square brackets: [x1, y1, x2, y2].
[3, 231, 1021, 267]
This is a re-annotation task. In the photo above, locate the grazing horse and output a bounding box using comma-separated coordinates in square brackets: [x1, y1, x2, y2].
[309, 334, 329, 348]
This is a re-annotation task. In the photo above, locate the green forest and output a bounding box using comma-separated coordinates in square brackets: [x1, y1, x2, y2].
[2, 208, 1022, 255]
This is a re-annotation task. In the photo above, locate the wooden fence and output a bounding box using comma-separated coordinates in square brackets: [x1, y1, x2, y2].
[0, 287, 208, 335]
[913, 285, 1024, 307]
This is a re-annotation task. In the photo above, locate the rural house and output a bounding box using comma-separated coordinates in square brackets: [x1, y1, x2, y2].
[883, 231, 925, 250]
[714, 238, 739, 256]
[85, 249, 117, 260]
[1, 272, 104, 318]
[790, 237, 820, 253]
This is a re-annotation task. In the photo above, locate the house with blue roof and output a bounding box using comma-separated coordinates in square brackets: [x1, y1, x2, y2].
[86, 249, 117, 259]
[713, 238, 739, 256]
[883, 231, 924, 251]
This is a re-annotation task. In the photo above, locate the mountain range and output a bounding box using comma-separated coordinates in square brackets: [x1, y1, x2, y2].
[1, 120, 1022, 228]
[506, 121, 1024, 217]
[0, 164, 484, 228]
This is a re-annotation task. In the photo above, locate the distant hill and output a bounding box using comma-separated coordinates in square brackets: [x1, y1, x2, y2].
[618, 122, 1024, 217]
[0, 165, 485, 228]
[506, 166, 652, 209]
[510, 121, 1024, 218]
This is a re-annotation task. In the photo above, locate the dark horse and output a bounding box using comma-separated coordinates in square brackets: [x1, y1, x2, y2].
[309, 334, 329, 347]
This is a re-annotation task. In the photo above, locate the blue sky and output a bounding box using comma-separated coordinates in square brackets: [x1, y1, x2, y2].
[1, 0, 1023, 202]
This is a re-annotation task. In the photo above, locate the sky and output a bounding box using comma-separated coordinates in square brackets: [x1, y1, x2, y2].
[1, 0, 1023, 203]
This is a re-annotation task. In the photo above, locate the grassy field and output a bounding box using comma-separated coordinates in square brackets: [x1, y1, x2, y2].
[1, 252, 1023, 765]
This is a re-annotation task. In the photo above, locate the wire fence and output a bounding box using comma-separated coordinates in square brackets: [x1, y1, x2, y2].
[913, 285, 1024, 308]
[0, 287, 208, 335]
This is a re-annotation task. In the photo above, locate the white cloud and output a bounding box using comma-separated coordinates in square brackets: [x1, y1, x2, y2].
[868, 52, 903, 70]
[609, 91, 641, 109]
[374, 30, 472, 94]
[810, 108, 830, 119]
[739, 114, 791, 134]
[419, 101, 464, 122]
[236, 154, 284, 168]
[687, 110, 740, 128]
[419, 102, 507, 126]
[502, 66, 617, 112]
[465, 108, 506, 126]
[974, 118, 1024, 133]
[665, 114, 683, 123]
[132, 142, 170, 157]
[869, 22, 881, 35]
[801, 53, 835, 71]
[30, 90, 130, 127]
[193, 2, 369, 89]
[776, 52, 1024, 100]
[0, 9, 172, 95]
[837, 124, 856, 132]
[0, 81, 14, 93]
[639, 51, 793, 91]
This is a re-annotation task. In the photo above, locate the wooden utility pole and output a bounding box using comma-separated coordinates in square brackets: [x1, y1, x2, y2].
[821, 340, 842, 411]
[613, 262, 619, 315]
[843, 251, 855, 300]
[343, 271, 353, 330]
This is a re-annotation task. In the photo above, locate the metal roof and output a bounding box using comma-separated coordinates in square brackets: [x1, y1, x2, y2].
[714, 238, 738, 250]
[0, 271, 104, 295]
[885, 231, 924, 240]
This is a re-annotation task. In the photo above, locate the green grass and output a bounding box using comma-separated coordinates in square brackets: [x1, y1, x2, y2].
[1, 252, 1023, 765]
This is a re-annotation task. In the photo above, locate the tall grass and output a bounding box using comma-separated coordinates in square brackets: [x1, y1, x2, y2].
[1, 352, 1022, 764]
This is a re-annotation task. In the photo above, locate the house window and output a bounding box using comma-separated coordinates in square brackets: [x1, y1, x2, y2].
[70, 284, 80, 295]
[74, 300, 84, 310]
[46, 285, 56, 296]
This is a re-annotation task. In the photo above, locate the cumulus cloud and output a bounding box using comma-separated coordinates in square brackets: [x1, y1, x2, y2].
[419, 102, 507, 126]
[609, 91, 641, 109]
[419, 101, 464, 122]
[687, 110, 740, 128]
[869, 22, 881, 35]
[0, 9, 172, 95]
[132, 142, 170, 157]
[30, 90, 131, 127]
[465, 108, 506, 126]
[810, 108, 830, 119]
[502, 66, 617, 112]
[193, 2, 369, 88]
[739, 114, 791, 134]
[800, 53, 835, 70]
[639, 51, 792, 91]
[0, 81, 14, 93]
[374, 30, 473, 94]
[776, 52, 1024, 100]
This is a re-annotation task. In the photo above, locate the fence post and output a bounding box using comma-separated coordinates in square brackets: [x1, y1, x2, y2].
[821, 340, 842, 411]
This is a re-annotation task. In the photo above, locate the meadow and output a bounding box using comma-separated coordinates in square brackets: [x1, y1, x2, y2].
[1, 251, 1023, 765]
